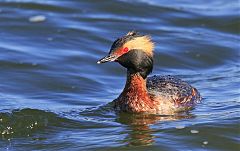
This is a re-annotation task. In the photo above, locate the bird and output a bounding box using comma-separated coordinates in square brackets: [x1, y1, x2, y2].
[97, 31, 201, 115]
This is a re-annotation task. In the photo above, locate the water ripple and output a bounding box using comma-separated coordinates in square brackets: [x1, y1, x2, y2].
[0, 0, 239, 150]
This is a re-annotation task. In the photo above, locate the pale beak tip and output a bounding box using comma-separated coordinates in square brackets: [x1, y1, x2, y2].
[97, 54, 117, 64]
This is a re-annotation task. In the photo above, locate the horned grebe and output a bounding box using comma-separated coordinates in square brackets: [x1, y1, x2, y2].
[97, 31, 201, 115]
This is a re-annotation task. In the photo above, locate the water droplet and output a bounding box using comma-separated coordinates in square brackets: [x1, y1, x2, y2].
[203, 141, 208, 145]
[29, 15, 46, 23]
[190, 130, 199, 134]
[175, 125, 185, 129]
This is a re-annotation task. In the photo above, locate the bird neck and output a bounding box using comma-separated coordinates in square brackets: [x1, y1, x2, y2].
[113, 70, 156, 113]
[121, 70, 153, 104]
[123, 71, 147, 92]
[114, 70, 154, 112]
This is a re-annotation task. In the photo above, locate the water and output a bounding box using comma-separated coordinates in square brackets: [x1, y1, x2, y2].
[0, 0, 239, 150]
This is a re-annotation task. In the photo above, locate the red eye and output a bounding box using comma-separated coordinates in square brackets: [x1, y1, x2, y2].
[123, 47, 128, 53]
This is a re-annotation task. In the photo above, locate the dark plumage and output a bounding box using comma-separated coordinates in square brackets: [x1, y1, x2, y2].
[118, 49, 153, 79]
[147, 75, 201, 111]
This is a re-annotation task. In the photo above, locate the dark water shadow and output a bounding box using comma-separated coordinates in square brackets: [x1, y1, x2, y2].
[0, 108, 80, 140]
[0, 105, 195, 148]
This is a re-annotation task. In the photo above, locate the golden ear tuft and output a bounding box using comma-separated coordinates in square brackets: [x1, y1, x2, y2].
[123, 34, 155, 56]
[142, 35, 154, 56]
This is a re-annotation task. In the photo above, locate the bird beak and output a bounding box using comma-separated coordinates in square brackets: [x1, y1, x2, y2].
[97, 54, 118, 64]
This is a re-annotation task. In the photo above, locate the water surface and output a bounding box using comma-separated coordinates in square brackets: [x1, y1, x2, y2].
[0, 0, 239, 150]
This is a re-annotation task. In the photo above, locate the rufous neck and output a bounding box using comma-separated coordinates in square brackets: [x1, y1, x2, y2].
[123, 71, 148, 93]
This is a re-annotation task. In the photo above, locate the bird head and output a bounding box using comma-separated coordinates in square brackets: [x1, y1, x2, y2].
[97, 31, 154, 79]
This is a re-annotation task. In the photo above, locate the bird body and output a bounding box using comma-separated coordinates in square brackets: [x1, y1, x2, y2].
[98, 31, 201, 115]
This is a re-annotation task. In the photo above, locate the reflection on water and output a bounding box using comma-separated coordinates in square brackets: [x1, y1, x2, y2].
[116, 112, 194, 146]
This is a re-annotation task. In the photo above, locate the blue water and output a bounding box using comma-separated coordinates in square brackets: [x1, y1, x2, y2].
[0, 0, 239, 150]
